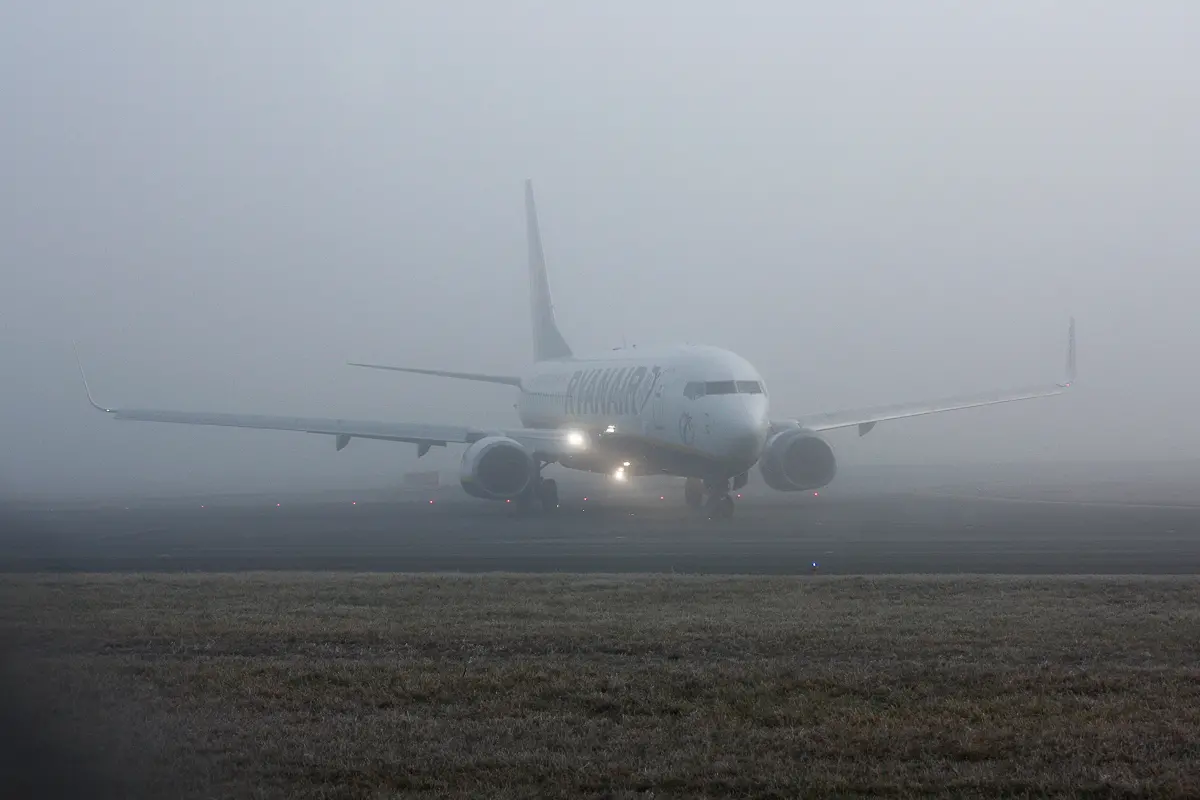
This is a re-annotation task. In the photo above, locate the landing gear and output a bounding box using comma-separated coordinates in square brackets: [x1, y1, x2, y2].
[537, 477, 559, 511]
[687, 476, 735, 519]
[514, 467, 559, 514]
[705, 491, 735, 519]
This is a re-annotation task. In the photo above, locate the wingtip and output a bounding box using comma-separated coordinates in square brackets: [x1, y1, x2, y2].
[73, 342, 114, 413]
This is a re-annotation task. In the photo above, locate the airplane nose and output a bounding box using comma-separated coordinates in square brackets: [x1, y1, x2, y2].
[724, 411, 768, 463]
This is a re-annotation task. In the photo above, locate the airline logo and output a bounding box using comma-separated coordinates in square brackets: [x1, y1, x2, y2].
[678, 411, 695, 445]
[565, 365, 662, 416]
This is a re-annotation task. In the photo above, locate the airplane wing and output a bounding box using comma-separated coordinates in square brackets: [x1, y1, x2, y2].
[775, 318, 1076, 437]
[345, 362, 522, 386]
[74, 352, 584, 459]
[782, 383, 1070, 436]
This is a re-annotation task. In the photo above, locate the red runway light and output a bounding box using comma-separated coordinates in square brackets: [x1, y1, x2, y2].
[813, 492, 819, 497]
[659, 496, 665, 500]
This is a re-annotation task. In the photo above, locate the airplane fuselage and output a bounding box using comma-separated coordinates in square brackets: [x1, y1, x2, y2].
[514, 344, 770, 479]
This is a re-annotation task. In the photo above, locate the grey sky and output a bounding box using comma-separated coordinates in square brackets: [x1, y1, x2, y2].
[3, 2, 1198, 496]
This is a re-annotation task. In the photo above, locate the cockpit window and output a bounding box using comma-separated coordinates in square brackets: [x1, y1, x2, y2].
[704, 381, 738, 395]
[685, 380, 766, 398]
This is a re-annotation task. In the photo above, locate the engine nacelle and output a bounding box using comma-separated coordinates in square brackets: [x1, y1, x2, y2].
[758, 428, 837, 491]
[459, 436, 536, 500]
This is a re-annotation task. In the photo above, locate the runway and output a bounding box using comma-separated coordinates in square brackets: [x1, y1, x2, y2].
[3, 465, 1198, 574]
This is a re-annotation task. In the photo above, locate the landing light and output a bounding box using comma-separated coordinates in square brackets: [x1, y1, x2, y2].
[565, 430, 587, 448]
[605, 424, 616, 434]
[623, 461, 631, 467]
[613, 467, 627, 482]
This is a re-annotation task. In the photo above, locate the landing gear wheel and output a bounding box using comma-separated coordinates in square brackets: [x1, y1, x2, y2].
[684, 477, 705, 509]
[706, 493, 735, 520]
[538, 478, 559, 511]
[700, 477, 735, 519]
[513, 484, 536, 514]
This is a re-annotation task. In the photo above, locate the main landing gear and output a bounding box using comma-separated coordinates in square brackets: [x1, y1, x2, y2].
[515, 466, 558, 514]
[685, 476, 736, 519]
[537, 477, 558, 510]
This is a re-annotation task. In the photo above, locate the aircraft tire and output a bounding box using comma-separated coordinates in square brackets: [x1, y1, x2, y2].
[706, 492, 735, 520]
[538, 478, 559, 511]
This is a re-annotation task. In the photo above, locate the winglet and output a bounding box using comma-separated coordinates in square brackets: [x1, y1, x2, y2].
[1061, 317, 1076, 387]
[73, 341, 114, 413]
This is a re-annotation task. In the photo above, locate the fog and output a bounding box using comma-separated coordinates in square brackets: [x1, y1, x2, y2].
[3, 2, 1198, 497]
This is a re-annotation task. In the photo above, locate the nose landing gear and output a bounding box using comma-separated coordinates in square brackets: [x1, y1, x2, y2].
[685, 476, 736, 519]
[706, 491, 735, 519]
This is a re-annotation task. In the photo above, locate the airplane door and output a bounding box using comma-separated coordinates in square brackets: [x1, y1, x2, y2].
[651, 370, 670, 429]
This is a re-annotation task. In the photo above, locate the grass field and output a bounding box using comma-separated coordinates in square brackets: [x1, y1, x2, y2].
[1, 573, 1198, 798]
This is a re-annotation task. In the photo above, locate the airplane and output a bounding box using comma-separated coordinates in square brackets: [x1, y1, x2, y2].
[78, 180, 1076, 519]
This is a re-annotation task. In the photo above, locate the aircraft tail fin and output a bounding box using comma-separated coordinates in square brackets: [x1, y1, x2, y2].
[526, 179, 573, 362]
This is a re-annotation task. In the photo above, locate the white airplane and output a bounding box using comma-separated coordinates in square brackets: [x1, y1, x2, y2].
[79, 180, 1076, 518]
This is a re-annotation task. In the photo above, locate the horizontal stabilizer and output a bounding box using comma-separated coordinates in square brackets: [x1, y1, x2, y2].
[346, 362, 522, 387]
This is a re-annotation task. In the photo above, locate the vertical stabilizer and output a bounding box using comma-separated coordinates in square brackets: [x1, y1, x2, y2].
[525, 179, 573, 362]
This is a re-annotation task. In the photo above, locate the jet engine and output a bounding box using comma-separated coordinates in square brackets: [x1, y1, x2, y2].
[459, 436, 536, 500]
[758, 428, 837, 491]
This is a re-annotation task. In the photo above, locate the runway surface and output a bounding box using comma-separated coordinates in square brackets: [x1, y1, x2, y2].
[3, 464, 1198, 574]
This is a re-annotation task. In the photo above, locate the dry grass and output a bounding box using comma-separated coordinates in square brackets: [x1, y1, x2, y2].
[1, 573, 1198, 798]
